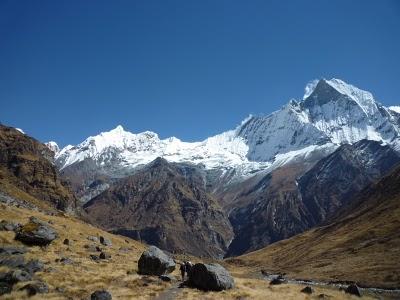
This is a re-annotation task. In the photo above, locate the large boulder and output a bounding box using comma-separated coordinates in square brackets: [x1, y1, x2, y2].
[138, 246, 175, 275]
[188, 263, 234, 291]
[15, 217, 58, 246]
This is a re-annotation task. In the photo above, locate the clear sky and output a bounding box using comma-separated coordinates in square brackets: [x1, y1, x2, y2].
[1, 0, 399, 146]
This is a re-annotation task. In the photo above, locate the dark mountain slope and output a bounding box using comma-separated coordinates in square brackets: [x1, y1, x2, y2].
[226, 140, 400, 256]
[83, 158, 233, 258]
[229, 164, 400, 288]
[0, 125, 77, 211]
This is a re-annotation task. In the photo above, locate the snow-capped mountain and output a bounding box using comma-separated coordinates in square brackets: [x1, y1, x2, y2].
[45, 141, 60, 155]
[53, 78, 400, 181]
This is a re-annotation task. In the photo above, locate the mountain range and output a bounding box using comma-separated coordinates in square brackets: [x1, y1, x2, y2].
[1, 77, 400, 298]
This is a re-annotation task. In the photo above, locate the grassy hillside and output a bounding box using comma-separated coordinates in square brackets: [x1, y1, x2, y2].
[1, 202, 375, 299]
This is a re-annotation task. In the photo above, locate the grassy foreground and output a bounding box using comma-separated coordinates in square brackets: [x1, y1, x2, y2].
[0, 203, 378, 299]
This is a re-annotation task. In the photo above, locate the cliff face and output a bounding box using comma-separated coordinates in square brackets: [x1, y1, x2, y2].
[0, 125, 77, 211]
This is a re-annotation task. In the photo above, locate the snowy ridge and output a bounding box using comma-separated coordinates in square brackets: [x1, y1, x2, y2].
[389, 106, 400, 114]
[55, 125, 259, 174]
[45, 141, 60, 154]
[55, 78, 400, 179]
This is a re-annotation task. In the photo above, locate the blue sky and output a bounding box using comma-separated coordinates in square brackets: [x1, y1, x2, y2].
[1, 0, 399, 146]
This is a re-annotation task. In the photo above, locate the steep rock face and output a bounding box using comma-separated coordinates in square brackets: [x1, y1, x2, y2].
[0, 125, 77, 211]
[226, 140, 400, 256]
[83, 158, 233, 258]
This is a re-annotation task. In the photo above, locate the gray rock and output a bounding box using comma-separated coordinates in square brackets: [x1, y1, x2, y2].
[57, 257, 73, 265]
[0, 246, 28, 255]
[87, 236, 99, 243]
[270, 275, 286, 285]
[90, 254, 100, 261]
[0, 220, 21, 231]
[21, 281, 49, 296]
[91, 289, 112, 300]
[345, 284, 361, 297]
[301, 286, 314, 294]
[0, 269, 32, 284]
[23, 260, 44, 274]
[159, 274, 175, 282]
[0, 255, 25, 268]
[138, 246, 175, 276]
[99, 236, 112, 246]
[188, 263, 234, 291]
[15, 218, 58, 246]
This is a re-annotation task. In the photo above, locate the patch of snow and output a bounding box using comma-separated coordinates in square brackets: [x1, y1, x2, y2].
[15, 128, 25, 134]
[303, 79, 319, 100]
[389, 106, 400, 114]
[45, 141, 60, 154]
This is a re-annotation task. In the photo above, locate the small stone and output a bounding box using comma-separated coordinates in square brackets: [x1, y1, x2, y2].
[159, 274, 175, 282]
[23, 260, 44, 274]
[63, 238, 70, 245]
[21, 281, 49, 296]
[90, 254, 100, 261]
[0, 220, 21, 231]
[0, 255, 25, 268]
[91, 289, 112, 300]
[0, 246, 28, 255]
[1, 269, 32, 284]
[99, 252, 111, 259]
[87, 236, 99, 243]
[57, 257, 73, 264]
[99, 236, 112, 246]
[345, 284, 361, 297]
[270, 276, 286, 285]
[301, 286, 314, 294]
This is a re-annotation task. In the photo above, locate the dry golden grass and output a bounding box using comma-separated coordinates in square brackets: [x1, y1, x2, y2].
[0, 203, 384, 299]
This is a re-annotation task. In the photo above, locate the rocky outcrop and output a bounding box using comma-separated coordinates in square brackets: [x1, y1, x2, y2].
[84, 158, 233, 258]
[0, 125, 77, 211]
[188, 263, 234, 291]
[15, 217, 58, 246]
[138, 246, 175, 276]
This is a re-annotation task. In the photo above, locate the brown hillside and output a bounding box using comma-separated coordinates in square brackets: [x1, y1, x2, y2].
[0, 125, 76, 211]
